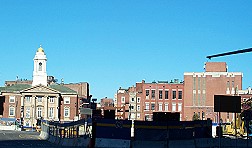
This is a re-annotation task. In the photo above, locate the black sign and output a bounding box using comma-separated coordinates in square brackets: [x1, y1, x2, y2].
[153, 112, 180, 122]
[214, 95, 241, 113]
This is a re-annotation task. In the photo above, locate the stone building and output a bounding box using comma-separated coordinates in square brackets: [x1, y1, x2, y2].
[0, 46, 89, 128]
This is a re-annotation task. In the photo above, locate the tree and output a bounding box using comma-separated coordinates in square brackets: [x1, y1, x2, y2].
[192, 113, 200, 121]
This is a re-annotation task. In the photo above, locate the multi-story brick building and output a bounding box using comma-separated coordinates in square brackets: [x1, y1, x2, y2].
[0, 46, 89, 128]
[184, 62, 243, 122]
[115, 79, 184, 121]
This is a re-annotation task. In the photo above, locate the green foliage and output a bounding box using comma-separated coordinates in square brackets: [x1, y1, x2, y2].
[192, 113, 200, 121]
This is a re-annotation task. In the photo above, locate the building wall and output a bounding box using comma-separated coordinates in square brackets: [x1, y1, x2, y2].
[115, 80, 184, 121]
[184, 62, 242, 122]
[63, 82, 89, 98]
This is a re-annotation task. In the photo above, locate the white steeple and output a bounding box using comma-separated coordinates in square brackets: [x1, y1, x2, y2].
[32, 45, 47, 86]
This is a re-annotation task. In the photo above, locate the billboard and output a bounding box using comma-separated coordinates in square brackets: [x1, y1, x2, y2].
[214, 95, 241, 113]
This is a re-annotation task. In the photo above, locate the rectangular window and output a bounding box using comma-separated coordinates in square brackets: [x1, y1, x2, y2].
[159, 104, 162, 111]
[137, 97, 140, 103]
[25, 107, 30, 118]
[64, 108, 70, 117]
[25, 96, 31, 103]
[178, 103, 182, 112]
[151, 90, 155, 99]
[227, 81, 230, 87]
[146, 90, 149, 96]
[137, 113, 140, 119]
[131, 97, 134, 102]
[37, 96, 42, 102]
[9, 107, 15, 116]
[232, 81, 234, 87]
[165, 91, 169, 99]
[178, 91, 182, 100]
[37, 107, 42, 118]
[172, 91, 176, 99]
[145, 103, 149, 110]
[137, 105, 140, 111]
[165, 103, 169, 111]
[64, 97, 70, 104]
[49, 96, 54, 103]
[151, 103, 155, 110]
[9, 96, 15, 103]
[121, 97, 125, 103]
[130, 105, 134, 110]
[159, 90, 162, 99]
[172, 103, 176, 112]
[49, 107, 54, 118]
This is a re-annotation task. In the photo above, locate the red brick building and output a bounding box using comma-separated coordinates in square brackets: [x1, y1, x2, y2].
[184, 62, 243, 122]
[115, 79, 184, 121]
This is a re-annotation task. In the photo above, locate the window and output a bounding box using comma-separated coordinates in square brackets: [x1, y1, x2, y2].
[64, 108, 70, 117]
[159, 104, 162, 111]
[137, 105, 140, 111]
[178, 103, 182, 112]
[64, 97, 70, 104]
[232, 81, 234, 87]
[151, 103, 155, 110]
[159, 90, 162, 99]
[172, 91, 176, 99]
[9, 107, 15, 116]
[145, 115, 150, 121]
[165, 91, 169, 99]
[49, 96, 54, 103]
[37, 107, 42, 118]
[130, 105, 134, 110]
[9, 96, 15, 103]
[131, 97, 134, 102]
[25, 121, 30, 127]
[151, 90, 155, 99]
[25, 96, 31, 103]
[145, 103, 149, 110]
[172, 103, 176, 112]
[39, 62, 42, 71]
[121, 97, 125, 103]
[146, 90, 149, 96]
[165, 103, 169, 111]
[49, 107, 54, 118]
[227, 81, 230, 87]
[137, 113, 140, 119]
[137, 97, 140, 103]
[37, 96, 42, 102]
[25, 107, 30, 118]
[178, 91, 182, 99]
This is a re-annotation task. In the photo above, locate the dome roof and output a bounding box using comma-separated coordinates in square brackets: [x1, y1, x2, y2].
[37, 45, 44, 52]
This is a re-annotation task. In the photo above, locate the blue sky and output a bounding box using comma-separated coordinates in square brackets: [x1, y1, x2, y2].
[0, 1, 252, 100]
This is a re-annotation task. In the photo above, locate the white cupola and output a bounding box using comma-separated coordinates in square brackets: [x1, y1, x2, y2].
[32, 45, 47, 86]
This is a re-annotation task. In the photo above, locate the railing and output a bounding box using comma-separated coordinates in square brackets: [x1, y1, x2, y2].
[40, 119, 92, 147]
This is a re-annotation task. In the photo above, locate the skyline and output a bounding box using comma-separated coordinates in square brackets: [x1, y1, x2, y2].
[1, 1, 252, 99]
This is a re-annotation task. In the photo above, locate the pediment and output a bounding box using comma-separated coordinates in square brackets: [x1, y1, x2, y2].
[20, 84, 60, 94]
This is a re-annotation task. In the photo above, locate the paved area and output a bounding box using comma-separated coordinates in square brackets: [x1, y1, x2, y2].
[0, 130, 58, 147]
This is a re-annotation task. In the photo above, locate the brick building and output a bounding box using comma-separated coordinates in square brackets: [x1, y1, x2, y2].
[115, 79, 184, 121]
[184, 62, 242, 122]
[0, 46, 89, 127]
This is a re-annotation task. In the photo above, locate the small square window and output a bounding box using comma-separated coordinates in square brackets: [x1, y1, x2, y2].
[64, 97, 70, 104]
[9, 96, 15, 103]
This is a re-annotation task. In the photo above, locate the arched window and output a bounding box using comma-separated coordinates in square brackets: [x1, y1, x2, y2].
[39, 62, 42, 71]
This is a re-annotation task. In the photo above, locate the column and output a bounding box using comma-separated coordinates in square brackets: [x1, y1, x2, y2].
[44, 95, 48, 119]
[55, 95, 59, 121]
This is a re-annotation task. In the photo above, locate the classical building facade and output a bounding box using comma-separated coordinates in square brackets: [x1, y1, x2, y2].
[115, 79, 184, 121]
[0, 46, 89, 128]
[184, 62, 243, 122]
